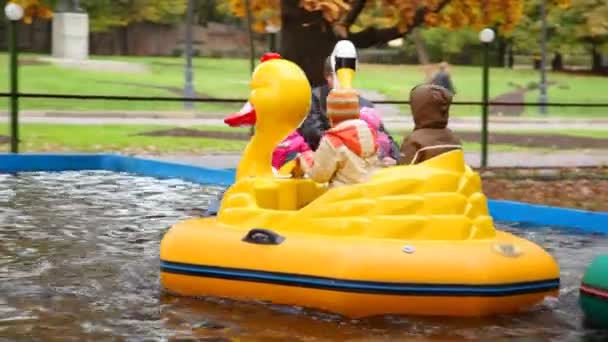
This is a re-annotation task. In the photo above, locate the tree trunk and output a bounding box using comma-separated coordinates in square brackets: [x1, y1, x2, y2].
[120, 26, 129, 55]
[552, 52, 563, 71]
[412, 28, 430, 65]
[279, 0, 337, 87]
[533, 57, 541, 70]
[591, 42, 602, 73]
[45, 21, 52, 53]
[497, 37, 506, 67]
[279, 0, 404, 87]
[507, 43, 514, 68]
[0, 21, 5, 50]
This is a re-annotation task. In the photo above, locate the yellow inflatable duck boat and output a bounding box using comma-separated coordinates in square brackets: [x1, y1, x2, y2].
[160, 54, 559, 318]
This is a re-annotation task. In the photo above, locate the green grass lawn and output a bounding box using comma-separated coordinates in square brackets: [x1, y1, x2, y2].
[0, 54, 248, 113]
[0, 54, 606, 117]
[0, 124, 248, 154]
[362, 63, 608, 117]
[4, 124, 603, 154]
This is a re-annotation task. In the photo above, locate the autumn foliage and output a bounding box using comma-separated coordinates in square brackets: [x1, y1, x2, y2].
[227, 0, 560, 34]
[8, 0, 53, 24]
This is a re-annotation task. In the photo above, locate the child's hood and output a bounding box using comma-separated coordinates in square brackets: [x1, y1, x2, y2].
[359, 107, 381, 132]
[325, 120, 377, 158]
[410, 84, 452, 129]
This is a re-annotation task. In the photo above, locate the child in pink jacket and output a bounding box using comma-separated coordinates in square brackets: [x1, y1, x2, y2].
[359, 107, 397, 166]
[272, 131, 311, 170]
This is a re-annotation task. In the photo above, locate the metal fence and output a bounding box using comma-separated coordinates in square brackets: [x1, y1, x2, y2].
[4, 92, 608, 107]
[1, 91, 608, 168]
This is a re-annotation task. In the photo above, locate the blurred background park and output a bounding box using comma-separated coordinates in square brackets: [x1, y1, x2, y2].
[3, 4, 608, 342]
[0, 0, 607, 162]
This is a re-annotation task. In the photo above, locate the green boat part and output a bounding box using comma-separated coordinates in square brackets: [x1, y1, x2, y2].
[580, 255, 608, 328]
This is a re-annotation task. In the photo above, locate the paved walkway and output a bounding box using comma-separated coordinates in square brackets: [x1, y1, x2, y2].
[147, 151, 608, 169]
[3, 113, 608, 131]
[2, 108, 607, 167]
[359, 89, 402, 118]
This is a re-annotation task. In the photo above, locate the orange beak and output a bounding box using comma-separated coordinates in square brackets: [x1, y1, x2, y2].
[224, 102, 257, 127]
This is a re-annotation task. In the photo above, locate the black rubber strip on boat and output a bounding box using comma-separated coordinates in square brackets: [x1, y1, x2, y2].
[160, 260, 560, 297]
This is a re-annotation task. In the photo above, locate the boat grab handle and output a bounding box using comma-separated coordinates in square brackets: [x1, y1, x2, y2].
[242, 228, 285, 245]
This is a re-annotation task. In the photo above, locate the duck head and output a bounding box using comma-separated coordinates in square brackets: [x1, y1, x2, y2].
[331, 40, 357, 89]
[224, 52, 283, 128]
[226, 57, 312, 180]
[249, 58, 311, 135]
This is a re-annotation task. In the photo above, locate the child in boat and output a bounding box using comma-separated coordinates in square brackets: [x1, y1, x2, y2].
[359, 107, 397, 167]
[398, 84, 462, 165]
[272, 131, 311, 171]
[296, 88, 379, 187]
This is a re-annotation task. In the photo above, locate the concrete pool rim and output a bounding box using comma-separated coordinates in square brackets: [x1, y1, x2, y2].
[1, 153, 606, 234]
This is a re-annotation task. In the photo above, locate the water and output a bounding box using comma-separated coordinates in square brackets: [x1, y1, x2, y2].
[0, 171, 607, 341]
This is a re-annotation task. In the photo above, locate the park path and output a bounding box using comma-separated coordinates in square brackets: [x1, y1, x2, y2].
[1, 110, 607, 166]
[3, 113, 608, 131]
[150, 150, 608, 169]
[358, 89, 403, 119]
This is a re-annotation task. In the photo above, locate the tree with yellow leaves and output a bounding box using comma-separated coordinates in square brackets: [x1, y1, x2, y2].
[7, 0, 54, 24]
[552, 0, 607, 72]
[4, 0, 188, 31]
[509, 0, 607, 72]
[227, 0, 530, 85]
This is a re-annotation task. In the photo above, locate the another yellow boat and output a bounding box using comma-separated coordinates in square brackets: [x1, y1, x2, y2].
[160, 55, 559, 318]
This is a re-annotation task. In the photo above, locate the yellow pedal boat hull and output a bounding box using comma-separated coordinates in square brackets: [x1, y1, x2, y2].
[160, 58, 560, 317]
[160, 217, 559, 318]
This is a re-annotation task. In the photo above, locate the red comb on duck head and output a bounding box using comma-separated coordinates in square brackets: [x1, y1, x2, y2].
[260, 52, 281, 63]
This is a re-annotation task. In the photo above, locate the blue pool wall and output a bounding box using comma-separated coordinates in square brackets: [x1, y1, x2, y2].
[1, 153, 606, 234]
[0, 153, 234, 186]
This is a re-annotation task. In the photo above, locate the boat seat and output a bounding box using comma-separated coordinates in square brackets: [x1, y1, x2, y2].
[253, 178, 326, 211]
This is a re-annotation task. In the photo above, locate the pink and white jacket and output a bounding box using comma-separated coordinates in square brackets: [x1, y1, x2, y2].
[359, 107, 393, 160]
[299, 119, 379, 188]
[272, 131, 311, 170]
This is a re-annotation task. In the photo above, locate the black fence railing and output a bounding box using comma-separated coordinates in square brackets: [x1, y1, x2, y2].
[2, 92, 608, 108]
[2, 92, 608, 168]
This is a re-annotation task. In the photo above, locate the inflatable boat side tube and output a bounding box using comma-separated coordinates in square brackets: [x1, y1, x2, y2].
[160, 260, 559, 297]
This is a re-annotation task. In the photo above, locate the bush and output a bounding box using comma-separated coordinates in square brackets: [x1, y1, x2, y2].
[171, 48, 183, 57]
[526, 81, 539, 90]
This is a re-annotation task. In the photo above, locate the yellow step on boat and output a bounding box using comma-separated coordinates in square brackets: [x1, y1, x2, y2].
[160, 55, 560, 318]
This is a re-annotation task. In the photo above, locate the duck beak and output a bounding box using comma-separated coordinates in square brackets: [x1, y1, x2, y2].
[336, 67, 355, 89]
[224, 102, 257, 127]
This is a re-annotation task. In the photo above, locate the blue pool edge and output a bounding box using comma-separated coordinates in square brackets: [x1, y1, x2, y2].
[0, 153, 235, 186]
[1, 153, 606, 234]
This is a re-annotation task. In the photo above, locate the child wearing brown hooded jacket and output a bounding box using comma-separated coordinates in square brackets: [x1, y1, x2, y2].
[398, 84, 462, 165]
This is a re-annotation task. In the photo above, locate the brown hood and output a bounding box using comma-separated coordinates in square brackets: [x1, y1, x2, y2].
[410, 84, 452, 129]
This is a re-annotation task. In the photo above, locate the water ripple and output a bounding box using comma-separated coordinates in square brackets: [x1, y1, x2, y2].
[0, 171, 606, 341]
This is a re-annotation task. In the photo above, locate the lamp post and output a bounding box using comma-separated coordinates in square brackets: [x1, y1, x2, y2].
[539, 0, 548, 115]
[5, 3, 23, 154]
[244, 0, 255, 73]
[479, 28, 495, 169]
[183, 0, 195, 110]
[265, 23, 279, 52]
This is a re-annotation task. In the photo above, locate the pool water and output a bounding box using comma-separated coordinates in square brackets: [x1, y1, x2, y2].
[1, 171, 607, 341]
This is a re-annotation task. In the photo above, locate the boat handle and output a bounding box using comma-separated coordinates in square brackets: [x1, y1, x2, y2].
[242, 228, 285, 245]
